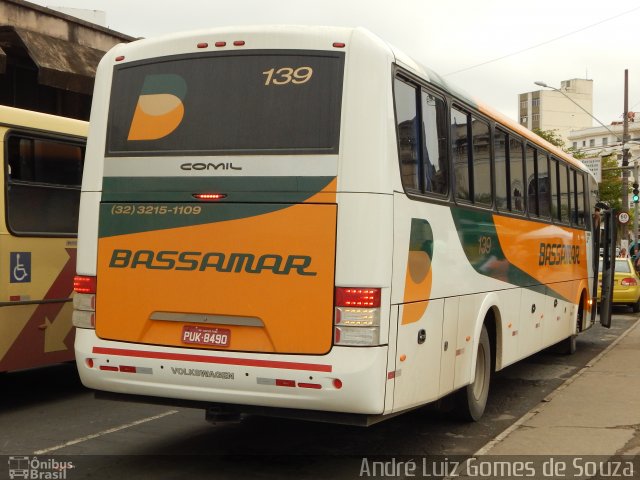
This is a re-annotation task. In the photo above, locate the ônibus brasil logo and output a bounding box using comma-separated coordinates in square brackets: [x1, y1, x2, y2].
[8, 456, 74, 479]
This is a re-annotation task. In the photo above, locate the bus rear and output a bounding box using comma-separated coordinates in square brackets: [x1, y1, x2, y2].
[75, 27, 396, 422]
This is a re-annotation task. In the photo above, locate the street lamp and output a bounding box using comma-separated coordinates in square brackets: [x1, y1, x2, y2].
[534, 81, 636, 245]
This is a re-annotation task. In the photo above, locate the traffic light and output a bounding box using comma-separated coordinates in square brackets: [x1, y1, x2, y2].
[634, 182, 640, 203]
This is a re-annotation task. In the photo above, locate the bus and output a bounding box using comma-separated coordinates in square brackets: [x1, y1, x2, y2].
[0, 106, 87, 373]
[74, 26, 604, 425]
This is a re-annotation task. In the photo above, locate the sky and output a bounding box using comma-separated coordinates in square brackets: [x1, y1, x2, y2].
[27, 0, 640, 126]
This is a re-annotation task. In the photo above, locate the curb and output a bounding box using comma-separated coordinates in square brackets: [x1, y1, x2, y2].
[473, 316, 640, 456]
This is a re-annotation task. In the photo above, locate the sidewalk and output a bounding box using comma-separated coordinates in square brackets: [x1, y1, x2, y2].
[478, 317, 640, 457]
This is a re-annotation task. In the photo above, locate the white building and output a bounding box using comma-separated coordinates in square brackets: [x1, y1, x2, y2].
[568, 114, 640, 206]
[567, 115, 640, 155]
[518, 78, 593, 145]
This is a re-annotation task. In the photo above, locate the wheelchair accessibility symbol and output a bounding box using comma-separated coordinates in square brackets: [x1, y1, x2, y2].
[10, 252, 31, 283]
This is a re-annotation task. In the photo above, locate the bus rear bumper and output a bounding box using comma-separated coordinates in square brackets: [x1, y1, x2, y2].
[75, 329, 389, 416]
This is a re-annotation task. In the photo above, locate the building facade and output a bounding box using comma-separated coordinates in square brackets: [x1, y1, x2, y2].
[518, 78, 593, 146]
[568, 116, 640, 202]
[0, 0, 134, 120]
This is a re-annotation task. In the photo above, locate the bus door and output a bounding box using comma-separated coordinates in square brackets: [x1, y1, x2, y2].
[599, 207, 616, 328]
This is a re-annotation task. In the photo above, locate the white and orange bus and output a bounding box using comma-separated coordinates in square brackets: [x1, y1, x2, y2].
[0, 105, 86, 373]
[74, 26, 604, 424]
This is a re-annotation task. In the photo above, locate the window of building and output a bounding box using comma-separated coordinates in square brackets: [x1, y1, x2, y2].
[589, 139, 595, 147]
[572, 142, 578, 149]
[532, 113, 540, 122]
[532, 98, 540, 107]
[602, 137, 608, 146]
[520, 101, 527, 111]
[6, 135, 84, 235]
[521, 116, 528, 124]
[582, 140, 586, 147]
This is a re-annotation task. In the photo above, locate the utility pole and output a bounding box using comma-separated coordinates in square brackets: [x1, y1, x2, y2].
[622, 69, 629, 243]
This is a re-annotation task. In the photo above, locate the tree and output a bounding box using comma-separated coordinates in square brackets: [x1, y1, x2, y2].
[532, 128, 586, 159]
[599, 153, 625, 210]
[533, 128, 565, 148]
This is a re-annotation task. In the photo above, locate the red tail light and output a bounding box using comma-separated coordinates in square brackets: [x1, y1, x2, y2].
[193, 193, 227, 201]
[74, 275, 97, 294]
[335, 288, 381, 308]
[621, 277, 638, 286]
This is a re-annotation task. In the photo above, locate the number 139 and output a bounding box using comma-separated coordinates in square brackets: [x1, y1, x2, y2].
[263, 67, 313, 85]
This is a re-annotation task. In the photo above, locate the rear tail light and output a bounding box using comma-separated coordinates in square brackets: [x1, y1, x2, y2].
[73, 275, 96, 329]
[621, 277, 638, 286]
[334, 287, 381, 346]
[74, 275, 96, 294]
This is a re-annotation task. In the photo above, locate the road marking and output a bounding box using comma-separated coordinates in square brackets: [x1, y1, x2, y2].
[33, 410, 179, 454]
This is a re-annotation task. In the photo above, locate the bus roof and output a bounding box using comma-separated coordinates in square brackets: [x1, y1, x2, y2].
[0, 105, 88, 138]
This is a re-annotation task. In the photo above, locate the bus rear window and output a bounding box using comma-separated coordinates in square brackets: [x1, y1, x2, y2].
[107, 50, 344, 156]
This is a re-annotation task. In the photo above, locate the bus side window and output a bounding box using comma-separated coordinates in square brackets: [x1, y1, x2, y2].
[536, 150, 550, 218]
[6, 135, 84, 235]
[526, 145, 538, 216]
[451, 107, 470, 201]
[550, 157, 560, 221]
[420, 89, 448, 196]
[471, 115, 491, 206]
[394, 78, 420, 192]
[569, 169, 577, 225]
[576, 171, 586, 227]
[494, 129, 508, 211]
[509, 138, 525, 214]
[559, 163, 570, 223]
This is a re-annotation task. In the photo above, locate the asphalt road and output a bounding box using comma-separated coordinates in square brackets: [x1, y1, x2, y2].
[1, 310, 636, 479]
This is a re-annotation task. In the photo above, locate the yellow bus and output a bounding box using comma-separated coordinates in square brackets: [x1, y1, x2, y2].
[0, 106, 87, 372]
[74, 26, 604, 424]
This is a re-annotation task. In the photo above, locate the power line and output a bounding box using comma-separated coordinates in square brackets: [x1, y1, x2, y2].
[444, 6, 640, 77]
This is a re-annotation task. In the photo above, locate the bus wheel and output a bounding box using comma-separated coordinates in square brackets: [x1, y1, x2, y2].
[556, 334, 577, 355]
[556, 301, 582, 355]
[456, 325, 491, 422]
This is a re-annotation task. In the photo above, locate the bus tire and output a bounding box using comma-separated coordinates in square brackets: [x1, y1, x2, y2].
[556, 334, 577, 355]
[455, 324, 491, 422]
[556, 299, 582, 355]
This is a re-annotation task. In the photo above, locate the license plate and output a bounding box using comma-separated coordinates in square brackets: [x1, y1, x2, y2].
[181, 325, 230, 347]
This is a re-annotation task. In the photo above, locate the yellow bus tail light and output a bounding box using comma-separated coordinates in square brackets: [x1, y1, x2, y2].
[73, 275, 96, 329]
[334, 287, 381, 346]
